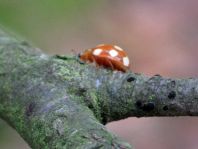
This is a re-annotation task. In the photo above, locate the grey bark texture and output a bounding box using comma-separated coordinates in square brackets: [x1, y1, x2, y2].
[0, 28, 197, 149]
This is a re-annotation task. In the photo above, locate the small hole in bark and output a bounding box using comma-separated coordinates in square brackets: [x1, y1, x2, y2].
[168, 91, 176, 99]
[135, 100, 142, 108]
[142, 102, 155, 111]
[163, 105, 168, 111]
[127, 77, 136, 82]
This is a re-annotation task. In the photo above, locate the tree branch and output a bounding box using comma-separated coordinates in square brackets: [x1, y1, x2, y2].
[0, 27, 197, 149]
[0, 29, 132, 148]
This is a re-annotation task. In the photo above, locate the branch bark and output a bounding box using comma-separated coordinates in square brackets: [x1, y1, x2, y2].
[0, 28, 197, 149]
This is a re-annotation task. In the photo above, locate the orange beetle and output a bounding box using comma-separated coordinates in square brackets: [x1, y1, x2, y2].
[79, 44, 130, 72]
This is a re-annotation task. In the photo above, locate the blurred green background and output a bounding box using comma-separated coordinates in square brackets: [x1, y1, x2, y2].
[0, 0, 198, 149]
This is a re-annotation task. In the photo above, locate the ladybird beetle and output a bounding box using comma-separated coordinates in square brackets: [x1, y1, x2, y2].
[79, 44, 130, 72]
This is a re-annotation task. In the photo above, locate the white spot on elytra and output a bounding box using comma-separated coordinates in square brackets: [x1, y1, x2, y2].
[93, 49, 103, 56]
[114, 45, 123, 51]
[109, 49, 118, 57]
[123, 57, 130, 66]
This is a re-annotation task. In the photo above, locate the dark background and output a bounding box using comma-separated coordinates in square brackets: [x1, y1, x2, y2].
[0, 1, 198, 149]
